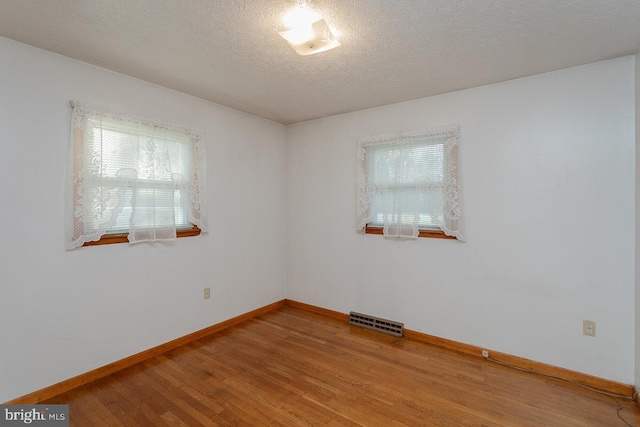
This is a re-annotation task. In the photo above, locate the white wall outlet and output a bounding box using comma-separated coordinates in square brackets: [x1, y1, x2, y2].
[204, 287, 210, 300]
[583, 320, 595, 337]
[482, 350, 489, 358]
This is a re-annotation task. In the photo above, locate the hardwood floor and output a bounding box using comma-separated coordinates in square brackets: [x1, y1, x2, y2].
[44, 307, 640, 426]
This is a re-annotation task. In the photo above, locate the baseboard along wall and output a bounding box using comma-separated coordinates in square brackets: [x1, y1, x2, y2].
[6, 300, 286, 404]
[5, 298, 634, 403]
[284, 300, 634, 397]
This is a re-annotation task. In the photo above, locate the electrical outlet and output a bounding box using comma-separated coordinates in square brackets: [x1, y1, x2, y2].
[204, 287, 210, 300]
[482, 350, 489, 358]
[583, 320, 595, 337]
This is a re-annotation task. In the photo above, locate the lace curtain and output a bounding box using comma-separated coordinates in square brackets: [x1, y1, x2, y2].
[356, 126, 463, 240]
[65, 101, 208, 249]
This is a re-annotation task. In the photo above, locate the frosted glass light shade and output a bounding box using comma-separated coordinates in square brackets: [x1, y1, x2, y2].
[279, 19, 340, 56]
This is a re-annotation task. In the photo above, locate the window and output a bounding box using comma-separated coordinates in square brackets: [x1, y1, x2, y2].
[65, 101, 208, 249]
[356, 126, 463, 240]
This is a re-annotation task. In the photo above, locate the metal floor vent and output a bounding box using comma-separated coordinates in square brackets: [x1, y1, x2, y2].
[349, 312, 404, 337]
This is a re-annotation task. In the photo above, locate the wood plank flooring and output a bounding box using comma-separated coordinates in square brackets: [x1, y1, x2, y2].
[43, 307, 640, 426]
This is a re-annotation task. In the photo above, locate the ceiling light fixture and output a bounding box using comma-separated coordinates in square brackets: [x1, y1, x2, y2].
[279, 5, 340, 56]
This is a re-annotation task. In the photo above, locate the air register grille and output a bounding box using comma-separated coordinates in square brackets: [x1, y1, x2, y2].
[349, 312, 404, 337]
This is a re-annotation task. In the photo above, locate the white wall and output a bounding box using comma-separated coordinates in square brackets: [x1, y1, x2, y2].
[635, 53, 640, 390]
[0, 37, 635, 402]
[0, 37, 286, 402]
[287, 57, 636, 383]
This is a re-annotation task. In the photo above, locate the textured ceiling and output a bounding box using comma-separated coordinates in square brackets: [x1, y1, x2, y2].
[1, 0, 640, 124]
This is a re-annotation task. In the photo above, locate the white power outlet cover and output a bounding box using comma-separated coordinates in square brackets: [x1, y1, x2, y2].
[583, 320, 596, 337]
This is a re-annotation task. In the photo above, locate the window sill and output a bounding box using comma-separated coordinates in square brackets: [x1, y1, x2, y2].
[82, 225, 201, 247]
[365, 225, 457, 240]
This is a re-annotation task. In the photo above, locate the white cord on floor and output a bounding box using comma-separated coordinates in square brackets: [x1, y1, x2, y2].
[483, 355, 637, 427]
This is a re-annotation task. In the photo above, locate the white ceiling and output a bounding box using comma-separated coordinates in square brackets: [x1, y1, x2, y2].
[1, 0, 639, 124]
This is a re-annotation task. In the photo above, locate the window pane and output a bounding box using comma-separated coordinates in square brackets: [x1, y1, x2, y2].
[85, 117, 194, 234]
[105, 189, 190, 234]
[367, 139, 444, 187]
[366, 137, 446, 230]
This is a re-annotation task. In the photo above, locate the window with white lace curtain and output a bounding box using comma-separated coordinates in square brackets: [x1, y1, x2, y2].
[65, 101, 208, 249]
[356, 126, 464, 240]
